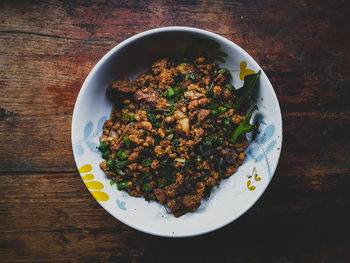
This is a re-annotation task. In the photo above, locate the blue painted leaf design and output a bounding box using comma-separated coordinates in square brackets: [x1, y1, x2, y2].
[86, 141, 98, 152]
[73, 144, 84, 155]
[261, 125, 275, 144]
[255, 154, 264, 162]
[265, 139, 276, 153]
[96, 116, 107, 136]
[84, 121, 93, 140]
[250, 146, 260, 157]
[116, 199, 126, 210]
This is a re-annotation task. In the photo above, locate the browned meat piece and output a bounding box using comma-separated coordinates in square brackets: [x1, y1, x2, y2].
[151, 58, 169, 75]
[167, 197, 184, 217]
[214, 68, 231, 85]
[133, 73, 155, 88]
[223, 148, 238, 164]
[197, 109, 210, 122]
[234, 136, 249, 152]
[182, 195, 201, 209]
[156, 68, 178, 90]
[176, 183, 193, 194]
[154, 188, 166, 203]
[134, 88, 161, 109]
[128, 152, 139, 162]
[106, 77, 136, 104]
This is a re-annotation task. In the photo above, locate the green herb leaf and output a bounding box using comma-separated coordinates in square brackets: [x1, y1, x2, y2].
[228, 106, 259, 143]
[110, 180, 116, 186]
[235, 70, 261, 109]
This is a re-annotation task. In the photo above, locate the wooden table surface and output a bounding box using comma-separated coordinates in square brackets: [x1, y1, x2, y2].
[1, 0, 349, 262]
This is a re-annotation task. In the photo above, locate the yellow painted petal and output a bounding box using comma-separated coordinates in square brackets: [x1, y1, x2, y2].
[79, 164, 92, 174]
[82, 174, 94, 181]
[248, 186, 256, 191]
[239, 61, 255, 80]
[85, 181, 104, 190]
[247, 180, 251, 188]
[90, 191, 109, 201]
[240, 61, 247, 70]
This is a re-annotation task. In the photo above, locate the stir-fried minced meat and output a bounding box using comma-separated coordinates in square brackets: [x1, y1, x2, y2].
[99, 57, 259, 217]
[107, 77, 136, 104]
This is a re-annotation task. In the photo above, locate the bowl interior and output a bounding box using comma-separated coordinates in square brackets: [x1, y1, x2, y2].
[72, 27, 282, 237]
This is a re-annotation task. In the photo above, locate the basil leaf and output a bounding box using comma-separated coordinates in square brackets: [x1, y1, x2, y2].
[228, 106, 259, 143]
[235, 70, 261, 109]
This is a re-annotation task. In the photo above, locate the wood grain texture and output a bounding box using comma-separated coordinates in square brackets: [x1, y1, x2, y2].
[0, 0, 349, 262]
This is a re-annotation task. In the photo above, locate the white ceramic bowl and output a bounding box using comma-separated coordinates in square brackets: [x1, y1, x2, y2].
[71, 27, 282, 237]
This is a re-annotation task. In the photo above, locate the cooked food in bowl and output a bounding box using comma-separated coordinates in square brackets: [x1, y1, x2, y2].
[99, 56, 260, 217]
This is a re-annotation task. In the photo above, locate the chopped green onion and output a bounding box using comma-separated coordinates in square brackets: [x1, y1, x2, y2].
[141, 158, 152, 167]
[166, 88, 175, 98]
[117, 169, 126, 176]
[218, 106, 227, 113]
[123, 135, 132, 148]
[117, 181, 130, 190]
[117, 149, 129, 160]
[154, 121, 162, 128]
[99, 142, 109, 152]
[129, 114, 136, 122]
[163, 106, 175, 116]
[224, 118, 231, 126]
[144, 183, 151, 192]
[224, 103, 233, 109]
[206, 82, 214, 97]
[115, 159, 129, 169]
[102, 150, 110, 159]
[225, 83, 233, 92]
[121, 113, 130, 124]
[217, 68, 227, 74]
[185, 70, 195, 81]
[106, 158, 114, 168]
[158, 179, 167, 188]
[211, 109, 218, 115]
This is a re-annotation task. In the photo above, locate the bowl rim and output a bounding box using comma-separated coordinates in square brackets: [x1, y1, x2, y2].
[71, 26, 283, 238]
